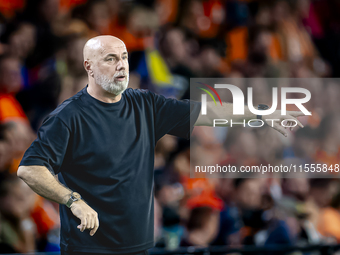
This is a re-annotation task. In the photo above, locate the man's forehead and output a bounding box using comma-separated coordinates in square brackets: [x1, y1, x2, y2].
[100, 45, 127, 55]
[83, 36, 127, 60]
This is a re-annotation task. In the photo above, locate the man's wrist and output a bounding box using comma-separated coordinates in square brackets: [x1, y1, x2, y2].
[62, 192, 72, 205]
[257, 104, 269, 120]
[69, 199, 84, 209]
[66, 192, 82, 208]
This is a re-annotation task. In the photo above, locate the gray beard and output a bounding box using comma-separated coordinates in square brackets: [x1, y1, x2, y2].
[95, 73, 129, 96]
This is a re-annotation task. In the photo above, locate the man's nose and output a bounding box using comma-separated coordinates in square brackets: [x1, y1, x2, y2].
[116, 59, 125, 71]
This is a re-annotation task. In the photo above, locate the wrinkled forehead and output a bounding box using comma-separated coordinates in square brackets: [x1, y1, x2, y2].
[99, 44, 127, 57]
[83, 38, 127, 61]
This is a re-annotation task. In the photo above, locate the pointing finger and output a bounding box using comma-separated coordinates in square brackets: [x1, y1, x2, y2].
[292, 117, 304, 128]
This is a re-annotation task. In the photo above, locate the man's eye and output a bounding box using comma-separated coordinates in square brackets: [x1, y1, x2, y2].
[108, 58, 113, 61]
[123, 56, 127, 60]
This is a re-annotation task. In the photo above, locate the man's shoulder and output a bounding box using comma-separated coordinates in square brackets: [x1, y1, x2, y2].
[123, 88, 158, 105]
[45, 88, 85, 123]
[123, 88, 153, 97]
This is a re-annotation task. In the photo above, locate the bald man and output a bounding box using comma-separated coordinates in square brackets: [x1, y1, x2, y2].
[17, 35, 304, 255]
[16, 35, 202, 255]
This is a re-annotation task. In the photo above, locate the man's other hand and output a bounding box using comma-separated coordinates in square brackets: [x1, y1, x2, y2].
[266, 110, 305, 137]
[70, 200, 99, 236]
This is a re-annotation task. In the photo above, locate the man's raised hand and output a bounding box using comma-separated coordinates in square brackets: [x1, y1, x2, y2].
[267, 110, 306, 137]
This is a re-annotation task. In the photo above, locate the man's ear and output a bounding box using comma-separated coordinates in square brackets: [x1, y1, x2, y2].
[84, 60, 94, 77]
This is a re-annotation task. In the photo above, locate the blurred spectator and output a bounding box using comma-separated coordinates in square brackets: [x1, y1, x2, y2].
[0, 55, 28, 124]
[306, 0, 340, 77]
[0, 121, 35, 174]
[286, 126, 318, 162]
[281, 178, 309, 202]
[180, 206, 220, 247]
[223, 128, 263, 167]
[213, 178, 265, 246]
[0, 55, 35, 173]
[154, 135, 178, 169]
[0, 173, 36, 253]
[314, 114, 340, 166]
[159, 27, 200, 77]
[0, 123, 16, 172]
[57, 35, 88, 103]
[18, 0, 63, 68]
[0, 22, 36, 62]
[275, 0, 316, 62]
[177, 0, 225, 39]
[318, 192, 340, 243]
[309, 179, 338, 209]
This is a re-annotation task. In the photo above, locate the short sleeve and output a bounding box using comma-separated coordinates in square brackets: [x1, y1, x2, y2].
[19, 115, 71, 175]
[150, 92, 201, 141]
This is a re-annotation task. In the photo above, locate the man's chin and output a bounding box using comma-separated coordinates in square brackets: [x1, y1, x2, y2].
[106, 83, 128, 96]
[112, 88, 127, 96]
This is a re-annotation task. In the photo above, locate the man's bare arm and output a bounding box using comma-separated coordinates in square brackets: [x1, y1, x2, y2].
[195, 101, 305, 137]
[17, 165, 71, 204]
[17, 165, 99, 236]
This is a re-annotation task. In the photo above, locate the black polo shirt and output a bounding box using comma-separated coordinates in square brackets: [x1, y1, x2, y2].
[19, 85, 201, 253]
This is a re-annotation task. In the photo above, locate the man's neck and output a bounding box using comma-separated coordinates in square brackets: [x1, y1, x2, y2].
[87, 84, 121, 103]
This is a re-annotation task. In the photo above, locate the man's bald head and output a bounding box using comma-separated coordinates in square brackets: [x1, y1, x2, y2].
[83, 35, 126, 62]
[83, 35, 129, 96]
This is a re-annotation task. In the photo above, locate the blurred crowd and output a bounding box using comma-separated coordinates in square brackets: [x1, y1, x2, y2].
[0, 0, 340, 253]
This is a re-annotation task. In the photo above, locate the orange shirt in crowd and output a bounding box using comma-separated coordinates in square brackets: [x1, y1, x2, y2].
[0, 0, 86, 18]
[0, 0, 24, 18]
[59, 0, 87, 14]
[156, 0, 179, 25]
[182, 176, 224, 210]
[318, 207, 340, 242]
[199, 0, 224, 38]
[0, 93, 30, 174]
[314, 148, 340, 167]
[226, 27, 283, 64]
[0, 93, 28, 124]
[279, 18, 317, 62]
[31, 196, 60, 238]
